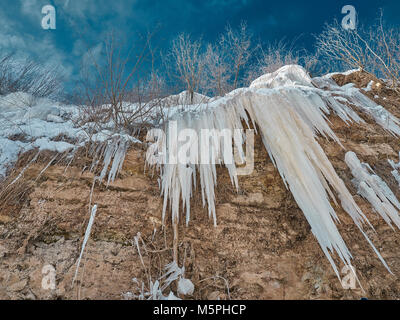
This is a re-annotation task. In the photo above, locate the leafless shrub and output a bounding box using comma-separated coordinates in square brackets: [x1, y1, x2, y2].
[169, 33, 207, 104]
[166, 22, 256, 99]
[367, 12, 400, 89]
[203, 43, 230, 97]
[220, 21, 255, 90]
[0, 53, 63, 99]
[257, 39, 300, 74]
[245, 38, 319, 82]
[76, 32, 165, 136]
[315, 20, 370, 72]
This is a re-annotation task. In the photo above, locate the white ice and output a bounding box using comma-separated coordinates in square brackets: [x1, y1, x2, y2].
[345, 151, 400, 232]
[147, 65, 400, 277]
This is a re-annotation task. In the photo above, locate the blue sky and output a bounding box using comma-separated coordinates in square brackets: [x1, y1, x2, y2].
[1, 0, 399, 90]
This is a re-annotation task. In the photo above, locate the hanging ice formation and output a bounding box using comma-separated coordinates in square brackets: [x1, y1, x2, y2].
[346, 151, 400, 231]
[146, 65, 399, 278]
[88, 134, 138, 185]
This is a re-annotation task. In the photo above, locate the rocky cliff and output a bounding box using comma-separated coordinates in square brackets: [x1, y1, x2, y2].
[1, 70, 400, 300]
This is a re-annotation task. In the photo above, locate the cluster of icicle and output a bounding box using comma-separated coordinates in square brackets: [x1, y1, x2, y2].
[346, 152, 400, 234]
[146, 65, 400, 279]
[88, 134, 132, 185]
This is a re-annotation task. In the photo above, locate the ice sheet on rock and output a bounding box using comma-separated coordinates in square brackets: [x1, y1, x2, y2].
[177, 277, 194, 296]
[0, 91, 143, 182]
[0, 137, 29, 178]
[33, 138, 75, 153]
[160, 90, 210, 106]
[323, 68, 361, 79]
[345, 151, 400, 231]
[363, 81, 374, 92]
[254, 67, 364, 125]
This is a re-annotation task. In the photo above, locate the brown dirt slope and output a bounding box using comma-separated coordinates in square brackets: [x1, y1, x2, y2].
[1, 71, 400, 300]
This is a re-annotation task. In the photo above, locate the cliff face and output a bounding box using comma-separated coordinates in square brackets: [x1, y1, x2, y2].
[1, 71, 400, 300]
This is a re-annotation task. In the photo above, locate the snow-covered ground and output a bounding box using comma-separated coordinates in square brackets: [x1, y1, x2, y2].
[0, 92, 81, 177]
[0, 91, 142, 180]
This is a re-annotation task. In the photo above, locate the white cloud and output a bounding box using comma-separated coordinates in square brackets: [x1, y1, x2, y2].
[20, 0, 45, 22]
[0, 3, 72, 79]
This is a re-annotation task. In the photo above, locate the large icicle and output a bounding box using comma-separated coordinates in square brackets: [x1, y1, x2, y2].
[234, 90, 370, 277]
[148, 104, 245, 227]
[147, 65, 399, 277]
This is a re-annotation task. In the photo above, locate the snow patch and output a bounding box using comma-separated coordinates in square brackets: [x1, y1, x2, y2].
[250, 65, 312, 89]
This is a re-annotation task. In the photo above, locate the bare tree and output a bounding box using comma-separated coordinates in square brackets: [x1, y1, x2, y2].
[166, 22, 258, 98]
[170, 33, 206, 104]
[256, 39, 300, 74]
[244, 38, 319, 83]
[220, 21, 254, 89]
[203, 43, 230, 96]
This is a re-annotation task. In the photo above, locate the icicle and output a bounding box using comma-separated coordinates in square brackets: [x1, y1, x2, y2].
[392, 170, 400, 187]
[35, 154, 59, 182]
[73, 204, 97, 285]
[321, 95, 364, 124]
[313, 73, 400, 136]
[107, 139, 128, 185]
[158, 261, 194, 296]
[160, 261, 184, 290]
[91, 135, 131, 185]
[346, 89, 400, 136]
[345, 151, 400, 231]
[7, 151, 40, 188]
[235, 91, 370, 278]
[146, 65, 400, 278]
[313, 75, 400, 136]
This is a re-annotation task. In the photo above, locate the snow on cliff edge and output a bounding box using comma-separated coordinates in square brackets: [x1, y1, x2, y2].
[146, 65, 400, 279]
